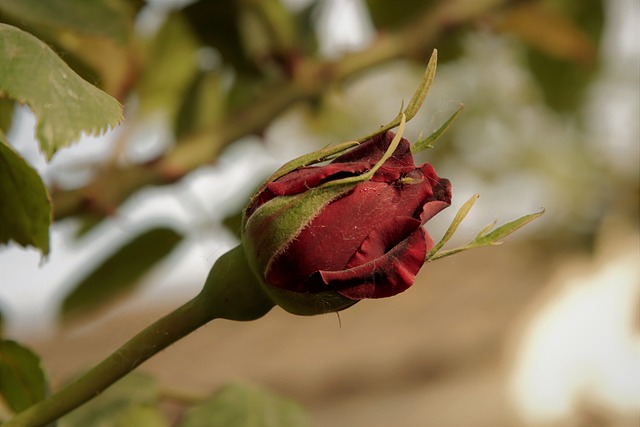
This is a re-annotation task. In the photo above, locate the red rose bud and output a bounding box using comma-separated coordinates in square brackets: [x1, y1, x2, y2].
[242, 127, 451, 315]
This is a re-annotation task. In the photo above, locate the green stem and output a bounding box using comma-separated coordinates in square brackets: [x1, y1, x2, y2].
[5, 246, 274, 427]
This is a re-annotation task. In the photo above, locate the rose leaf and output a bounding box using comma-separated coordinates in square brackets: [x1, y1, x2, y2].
[0, 24, 123, 160]
[180, 383, 311, 427]
[0, 136, 51, 256]
[0, 340, 48, 413]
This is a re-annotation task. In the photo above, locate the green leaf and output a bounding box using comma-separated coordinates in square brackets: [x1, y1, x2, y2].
[60, 373, 159, 427]
[0, 98, 15, 134]
[0, 24, 123, 160]
[183, 2, 259, 76]
[60, 227, 183, 322]
[292, 2, 320, 56]
[175, 71, 226, 138]
[411, 103, 464, 153]
[73, 214, 106, 240]
[365, 0, 436, 30]
[113, 405, 168, 427]
[0, 0, 133, 44]
[0, 340, 47, 413]
[0, 0, 137, 97]
[507, 1, 604, 111]
[136, 13, 199, 121]
[0, 136, 51, 255]
[180, 383, 311, 427]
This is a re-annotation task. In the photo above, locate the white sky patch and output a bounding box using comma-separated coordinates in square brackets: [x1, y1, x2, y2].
[315, 0, 374, 58]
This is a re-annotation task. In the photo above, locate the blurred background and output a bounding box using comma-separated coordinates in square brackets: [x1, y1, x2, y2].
[0, 0, 638, 426]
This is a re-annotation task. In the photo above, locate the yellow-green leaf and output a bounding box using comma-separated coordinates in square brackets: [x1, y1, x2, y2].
[180, 383, 311, 427]
[0, 0, 137, 97]
[0, 98, 15, 134]
[0, 0, 133, 44]
[0, 340, 47, 413]
[60, 373, 160, 427]
[0, 24, 123, 160]
[175, 71, 226, 138]
[60, 227, 183, 322]
[0, 137, 51, 255]
[113, 405, 168, 427]
[136, 13, 199, 120]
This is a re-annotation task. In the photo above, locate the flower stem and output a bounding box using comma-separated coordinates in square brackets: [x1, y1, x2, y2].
[5, 245, 274, 427]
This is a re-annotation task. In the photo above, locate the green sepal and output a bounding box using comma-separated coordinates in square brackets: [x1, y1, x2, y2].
[428, 208, 545, 261]
[426, 193, 479, 260]
[411, 103, 464, 153]
[356, 49, 438, 143]
[259, 285, 356, 316]
[243, 182, 355, 280]
[266, 140, 360, 184]
[199, 245, 274, 321]
[204, 245, 355, 317]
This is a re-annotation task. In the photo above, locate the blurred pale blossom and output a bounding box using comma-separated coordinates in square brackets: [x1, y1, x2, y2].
[509, 220, 640, 425]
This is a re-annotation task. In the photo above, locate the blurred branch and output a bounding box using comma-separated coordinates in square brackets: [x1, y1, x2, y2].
[51, 0, 508, 220]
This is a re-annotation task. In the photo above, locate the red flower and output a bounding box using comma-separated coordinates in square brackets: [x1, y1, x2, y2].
[243, 131, 451, 305]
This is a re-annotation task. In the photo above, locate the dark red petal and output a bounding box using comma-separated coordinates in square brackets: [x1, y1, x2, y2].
[319, 227, 430, 299]
[267, 162, 368, 196]
[419, 163, 451, 201]
[335, 131, 416, 181]
[345, 216, 422, 268]
[415, 163, 452, 223]
[268, 131, 417, 197]
[266, 178, 434, 289]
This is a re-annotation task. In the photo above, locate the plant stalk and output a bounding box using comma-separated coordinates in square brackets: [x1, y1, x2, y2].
[5, 245, 274, 427]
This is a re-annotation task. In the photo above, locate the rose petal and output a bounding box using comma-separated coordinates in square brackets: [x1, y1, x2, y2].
[266, 131, 416, 199]
[266, 178, 434, 289]
[267, 162, 368, 196]
[345, 216, 422, 268]
[319, 227, 431, 299]
[335, 131, 416, 181]
[414, 163, 452, 223]
[419, 163, 451, 202]
[255, 130, 452, 300]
